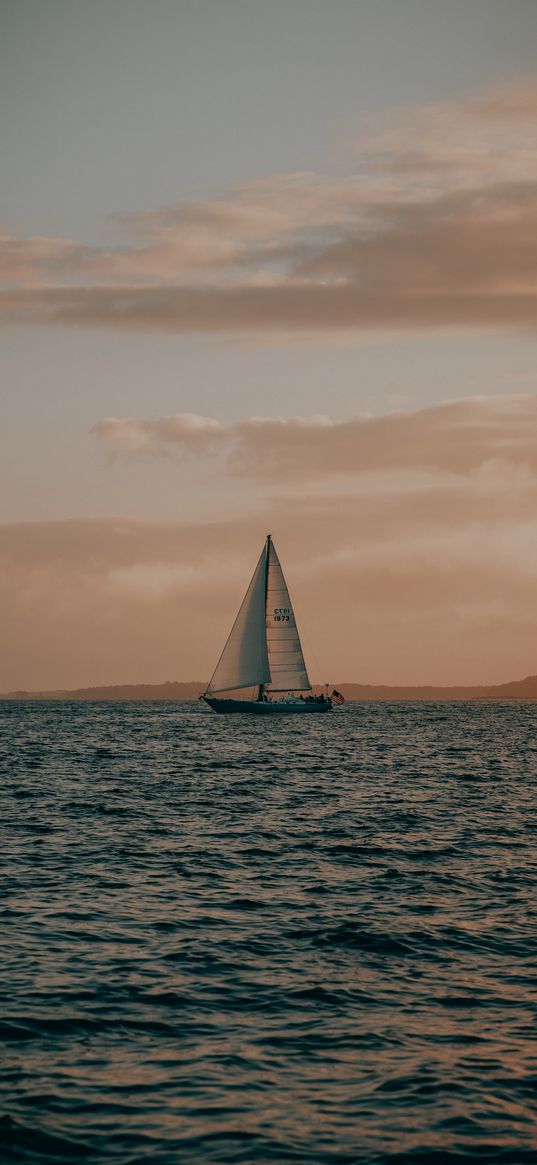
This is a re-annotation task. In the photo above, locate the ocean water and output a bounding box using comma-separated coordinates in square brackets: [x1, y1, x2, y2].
[1, 700, 536, 1165]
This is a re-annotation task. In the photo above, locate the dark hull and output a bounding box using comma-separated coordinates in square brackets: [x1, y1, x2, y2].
[202, 697, 332, 715]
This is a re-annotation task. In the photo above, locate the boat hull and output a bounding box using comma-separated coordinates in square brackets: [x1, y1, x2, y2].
[202, 697, 332, 715]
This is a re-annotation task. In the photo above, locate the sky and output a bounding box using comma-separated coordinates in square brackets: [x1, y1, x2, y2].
[2, 0, 537, 690]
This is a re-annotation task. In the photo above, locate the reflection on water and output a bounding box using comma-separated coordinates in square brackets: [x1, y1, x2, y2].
[1, 700, 537, 1163]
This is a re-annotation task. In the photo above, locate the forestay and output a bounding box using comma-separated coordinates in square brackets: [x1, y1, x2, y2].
[265, 540, 311, 691]
[206, 547, 271, 694]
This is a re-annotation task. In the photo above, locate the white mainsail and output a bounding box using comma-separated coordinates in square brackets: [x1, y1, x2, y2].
[265, 539, 311, 691]
[205, 536, 311, 696]
[206, 545, 271, 694]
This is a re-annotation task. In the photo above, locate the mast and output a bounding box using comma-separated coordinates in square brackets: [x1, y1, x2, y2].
[257, 533, 271, 702]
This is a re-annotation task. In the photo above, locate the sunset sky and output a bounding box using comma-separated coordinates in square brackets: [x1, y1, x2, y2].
[2, 0, 537, 690]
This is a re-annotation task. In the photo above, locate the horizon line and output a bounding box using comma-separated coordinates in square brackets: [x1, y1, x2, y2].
[2, 674, 537, 700]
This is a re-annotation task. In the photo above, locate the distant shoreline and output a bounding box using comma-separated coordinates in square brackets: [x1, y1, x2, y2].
[2, 676, 537, 701]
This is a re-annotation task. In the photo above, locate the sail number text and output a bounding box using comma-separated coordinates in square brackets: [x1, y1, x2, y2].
[272, 607, 290, 622]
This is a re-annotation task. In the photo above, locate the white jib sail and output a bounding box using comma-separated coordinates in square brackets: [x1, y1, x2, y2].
[266, 540, 311, 691]
[206, 546, 271, 694]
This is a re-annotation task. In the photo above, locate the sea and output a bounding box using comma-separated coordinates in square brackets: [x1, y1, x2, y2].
[1, 700, 536, 1164]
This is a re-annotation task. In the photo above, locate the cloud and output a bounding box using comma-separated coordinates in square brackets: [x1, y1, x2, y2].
[91, 395, 537, 481]
[91, 413, 224, 456]
[2, 78, 537, 335]
[465, 79, 537, 122]
[5, 392, 533, 690]
[2, 472, 537, 690]
[353, 78, 537, 185]
[2, 273, 536, 334]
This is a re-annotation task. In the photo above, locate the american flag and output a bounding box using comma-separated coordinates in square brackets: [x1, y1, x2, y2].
[331, 689, 345, 705]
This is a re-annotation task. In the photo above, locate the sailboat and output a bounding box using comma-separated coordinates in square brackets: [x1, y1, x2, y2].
[202, 535, 333, 714]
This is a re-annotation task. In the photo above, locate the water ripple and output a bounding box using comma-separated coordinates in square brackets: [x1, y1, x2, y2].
[1, 700, 536, 1163]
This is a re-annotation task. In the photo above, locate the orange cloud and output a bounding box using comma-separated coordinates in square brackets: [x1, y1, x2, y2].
[1, 79, 537, 334]
[91, 414, 224, 456]
[3, 417, 537, 690]
[465, 79, 537, 121]
[91, 396, 537, 480]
